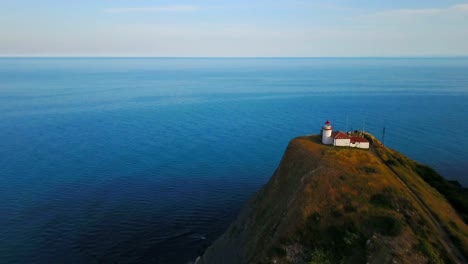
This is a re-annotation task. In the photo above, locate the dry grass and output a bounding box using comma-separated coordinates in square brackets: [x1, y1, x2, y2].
[198, 134, 467, 264]
[278, 135, 466, 263]
[376, 145, 468, 258]
[366, 133, 468, 259]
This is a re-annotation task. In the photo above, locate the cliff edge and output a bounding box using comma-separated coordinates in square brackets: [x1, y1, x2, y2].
[196, 135, 468, 264]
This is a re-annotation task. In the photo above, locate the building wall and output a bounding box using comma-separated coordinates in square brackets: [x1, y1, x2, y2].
[334, 139, 350, 147]
[322, 130, 333, 144]
[355, 142, 370, 149]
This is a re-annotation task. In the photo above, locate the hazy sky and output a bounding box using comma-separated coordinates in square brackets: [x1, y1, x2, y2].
[1, 0, 468, 57]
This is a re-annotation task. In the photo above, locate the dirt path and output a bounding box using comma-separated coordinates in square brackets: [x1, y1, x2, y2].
[373, 148, 467, 264]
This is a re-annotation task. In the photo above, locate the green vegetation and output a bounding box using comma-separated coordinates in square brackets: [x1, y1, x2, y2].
[413, 164, 468, 223]
[367, 132, 468, 258]
[366, 215, 404, 236]
[301, 224, 367, 263]
[360, 166, 378, 174]
[343, 230, 361, 246]
[369, 187, 397, 210]
[198, 134, 468, 264]
[369, 193, 394, 209]
[309, 248, 333, 264]
[369, 132, 468, 223]
[418, 238, 444, 264]
[271, 246, 287, 258]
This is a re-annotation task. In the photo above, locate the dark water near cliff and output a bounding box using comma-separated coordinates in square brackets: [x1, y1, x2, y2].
[1, 58, 467, 263]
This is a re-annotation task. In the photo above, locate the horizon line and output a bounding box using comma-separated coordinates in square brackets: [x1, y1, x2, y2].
[1, 55, 468, 59]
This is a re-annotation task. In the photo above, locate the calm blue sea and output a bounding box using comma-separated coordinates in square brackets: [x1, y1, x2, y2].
[1, 58, 467, 263]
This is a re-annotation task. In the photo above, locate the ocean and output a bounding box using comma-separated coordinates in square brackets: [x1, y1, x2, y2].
[0, 58, 467, 263]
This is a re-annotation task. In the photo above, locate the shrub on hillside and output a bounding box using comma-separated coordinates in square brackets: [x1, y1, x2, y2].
[413, 164, 468, 223]
[367, 215, 404, 236]
[370, 193, 394, 209]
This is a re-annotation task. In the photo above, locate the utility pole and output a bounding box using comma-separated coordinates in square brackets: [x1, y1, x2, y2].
[345, 114, 349, 132]
[382, 126, 386, 146]
[362, 119, 366, 134]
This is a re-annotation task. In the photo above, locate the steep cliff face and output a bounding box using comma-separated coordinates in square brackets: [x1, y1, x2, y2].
[196, 135, 468, 264]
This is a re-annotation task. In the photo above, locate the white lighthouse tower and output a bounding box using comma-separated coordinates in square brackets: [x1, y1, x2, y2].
[321, 120, 333, 144]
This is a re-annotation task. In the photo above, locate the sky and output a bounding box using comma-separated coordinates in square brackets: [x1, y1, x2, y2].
[1, 0, 468, 57]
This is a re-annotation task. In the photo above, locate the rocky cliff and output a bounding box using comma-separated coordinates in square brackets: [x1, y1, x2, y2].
[196, 135, 468, 264]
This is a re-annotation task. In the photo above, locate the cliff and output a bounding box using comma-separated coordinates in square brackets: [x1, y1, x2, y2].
[196, 135, 468, 264]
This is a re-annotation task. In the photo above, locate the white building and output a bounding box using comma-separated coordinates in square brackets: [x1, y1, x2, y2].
[321, 120, 370, 149]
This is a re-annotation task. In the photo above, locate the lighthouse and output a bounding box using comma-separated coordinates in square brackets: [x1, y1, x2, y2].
[321, 120, 333, 144]
[320, 120, 370, 149]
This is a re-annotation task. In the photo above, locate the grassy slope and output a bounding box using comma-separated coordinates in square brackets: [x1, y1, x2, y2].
[197, 135, 468, 264]
[368, 134, 468, 261]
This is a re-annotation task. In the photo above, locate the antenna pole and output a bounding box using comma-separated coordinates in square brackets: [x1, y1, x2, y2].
[382, 126, 386, 146]
[346, 114, 349, 132]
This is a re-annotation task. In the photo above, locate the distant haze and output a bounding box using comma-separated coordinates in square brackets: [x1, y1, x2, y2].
[1, 0, 468, 57]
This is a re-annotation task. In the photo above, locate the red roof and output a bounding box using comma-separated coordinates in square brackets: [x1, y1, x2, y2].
[332, 131, 350, 139]
[325, 120, 330, 125]
[350, 136, 369, 143]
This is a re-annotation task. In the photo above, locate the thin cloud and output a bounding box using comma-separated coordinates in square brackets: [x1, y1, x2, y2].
[104, 5, 198, 13]
[372, 7, 441, 17]
[371, 3, 468, 17]
[453, 3, 468, 11]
